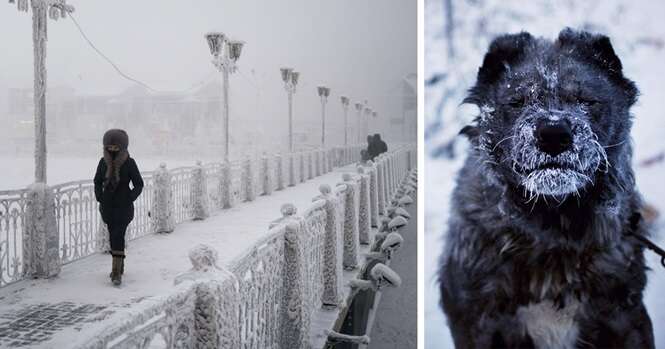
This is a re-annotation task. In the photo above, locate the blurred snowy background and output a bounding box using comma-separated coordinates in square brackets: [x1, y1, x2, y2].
[425, 0, 665, 347]
[0, 0, 416, 189]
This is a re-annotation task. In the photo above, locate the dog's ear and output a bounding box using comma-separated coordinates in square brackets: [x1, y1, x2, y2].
[464, 32, 533, 106]
[557, 28, 638, 105]
[478, 32, 533, 85]
[459, 125, 480, 140]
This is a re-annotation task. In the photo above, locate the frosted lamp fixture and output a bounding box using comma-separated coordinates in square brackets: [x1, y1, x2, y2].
[205, 32, 226, 56]
[281, 67, 293, 83]
[291, 71, 300, 86]
[323, 87, 331, 97]
[317, 86, 327, 97]
[341, 96, 349, 105]
[228, 40, 244, 62]
[372, 111, 378, 118]
[354, 102, 363, 111]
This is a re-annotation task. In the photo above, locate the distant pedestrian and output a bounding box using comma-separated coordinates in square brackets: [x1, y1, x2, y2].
[361, 149, 369, 162]
[94, 129, 144, 286]
[365, 135, 374, 159]
[371, 133, 388, 159]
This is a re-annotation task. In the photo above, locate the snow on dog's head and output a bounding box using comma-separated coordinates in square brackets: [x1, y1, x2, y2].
[461, 28, 637, 202]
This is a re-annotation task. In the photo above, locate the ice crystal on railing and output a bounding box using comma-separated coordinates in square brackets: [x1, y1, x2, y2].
[243, 157, 256, 202]
[398, 194, 414, 206]
[317, 184, 343, 307]
[152, 163, 175, 233]
[289, 154, 296, 187]
[315, 151, 321, 177]
[276, 154, 285, 191]
[23, 183, 60, 278]
[299, 153, 306, 183]
[262, 154, 273, 196]
[356, 166, 371, 245]
[366, 161, 380, 228]
[302, 208, 326, 314]
[376, 158, 386, 216]
[220, 162, 232, 209]
[230, 229, 284, 348]
[191, 162, 210, 220]
[282, 218, 308, 348]
[339, 174, 360, 270]
[308, 152, 314, 180]
[171, 245, 241, 348]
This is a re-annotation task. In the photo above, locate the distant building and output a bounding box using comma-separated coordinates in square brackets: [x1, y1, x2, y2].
[3, 83, 228, 157]
[398, 73, 416, 142]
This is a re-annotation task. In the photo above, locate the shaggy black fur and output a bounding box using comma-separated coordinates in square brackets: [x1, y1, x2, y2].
[438, 28, 654, 348]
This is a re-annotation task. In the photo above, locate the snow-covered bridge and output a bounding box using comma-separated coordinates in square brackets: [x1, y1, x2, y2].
[0, 144, 416, 348]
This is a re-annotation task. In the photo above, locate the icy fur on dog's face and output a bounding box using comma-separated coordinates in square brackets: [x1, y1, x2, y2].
[496, 69, 607, 198]
[464, 30, 637, 201]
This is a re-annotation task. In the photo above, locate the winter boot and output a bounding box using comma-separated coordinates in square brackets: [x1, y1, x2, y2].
[110, 257, 120, 285]
[110, 251, 124, 286]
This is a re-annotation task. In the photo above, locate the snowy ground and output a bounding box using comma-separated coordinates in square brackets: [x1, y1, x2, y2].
[0, 164, 357, 348]
[425, 1, 665, 347]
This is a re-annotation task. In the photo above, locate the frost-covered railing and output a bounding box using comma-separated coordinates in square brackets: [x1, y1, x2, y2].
[73, 143, 415, 349]
[0, 145, 364, 288]
[0, 188, 25, 286]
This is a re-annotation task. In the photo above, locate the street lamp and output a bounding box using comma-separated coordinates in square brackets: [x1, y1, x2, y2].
[205, 32, 244, 162]
[281, 67, 299, 152]
[317, 86, 330, 148]
[340, 96, 350, 146]
[364, 106, 372, 141]
[354, 102, 363, 144]
[371, 110, 378, 138]
[10, 0, 74, 183]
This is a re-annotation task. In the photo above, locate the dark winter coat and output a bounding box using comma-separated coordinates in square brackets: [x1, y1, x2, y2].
[376, 139, 387, 155]
[368, 136, 388, 159]
[94, 155, 144, 226]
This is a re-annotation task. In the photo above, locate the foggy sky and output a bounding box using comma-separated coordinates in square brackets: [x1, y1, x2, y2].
[1, 0, 416, 148]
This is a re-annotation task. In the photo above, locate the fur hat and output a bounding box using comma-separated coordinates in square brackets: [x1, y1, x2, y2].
[103, 129, 129, 150]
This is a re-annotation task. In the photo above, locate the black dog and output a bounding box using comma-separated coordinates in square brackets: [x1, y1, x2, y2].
[438, 28, 654, 348]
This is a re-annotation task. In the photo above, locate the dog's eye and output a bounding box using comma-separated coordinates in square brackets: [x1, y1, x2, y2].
[507, 97, 526, 108]
[576, 97, 599, 107]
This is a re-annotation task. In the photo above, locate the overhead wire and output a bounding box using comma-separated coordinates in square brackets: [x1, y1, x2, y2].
[68, 12, 216, 95]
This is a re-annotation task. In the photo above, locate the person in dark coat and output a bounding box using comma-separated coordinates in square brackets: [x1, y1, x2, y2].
[370, 133, 388, 159]
[364, 135, 374, 161]
[94, 129, 143, 286]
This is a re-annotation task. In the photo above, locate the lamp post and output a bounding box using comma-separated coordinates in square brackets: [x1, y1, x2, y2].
[10, 0, 74, 184]
[281, 68, 299, 152]
[354, 102, 363, 144]
[317, 86, 330, 148]
[340, 96, 350, 146]
[205, 32, 244, 163]
[364, 106, 372, 140]
[371, 110, 378, 138]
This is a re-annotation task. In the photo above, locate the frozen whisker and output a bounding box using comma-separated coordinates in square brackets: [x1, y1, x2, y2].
[590, 139, 610, 173]
[492, 136, 516, 151]
[603, 140, 626, 149]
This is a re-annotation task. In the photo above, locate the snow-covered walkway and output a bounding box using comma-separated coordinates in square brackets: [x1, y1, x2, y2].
[0, 164, 359, 349]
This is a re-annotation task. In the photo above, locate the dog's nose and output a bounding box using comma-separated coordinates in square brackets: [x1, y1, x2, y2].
[535, 120, 573, 156]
